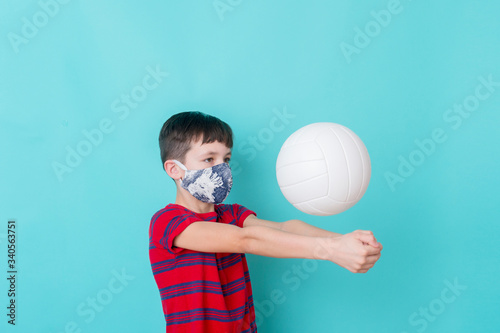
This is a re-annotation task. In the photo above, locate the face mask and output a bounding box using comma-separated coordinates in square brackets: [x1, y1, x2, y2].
[173, 160, 233, 204]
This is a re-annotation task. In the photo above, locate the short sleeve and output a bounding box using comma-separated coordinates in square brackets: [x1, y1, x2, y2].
[233, 204, 257, 228]
[150, 208, 204, 255]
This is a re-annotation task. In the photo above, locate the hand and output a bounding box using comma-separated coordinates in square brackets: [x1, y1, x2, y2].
[317, 230, 383, 273]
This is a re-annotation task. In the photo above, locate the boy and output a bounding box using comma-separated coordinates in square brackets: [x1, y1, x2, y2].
[149, 111, 383, 333]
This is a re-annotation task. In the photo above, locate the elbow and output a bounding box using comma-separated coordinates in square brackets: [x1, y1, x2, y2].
[282, 219, 302, 232]
[240, 226, 256, 254]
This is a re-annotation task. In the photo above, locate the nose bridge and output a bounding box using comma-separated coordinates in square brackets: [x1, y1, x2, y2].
[214, 161, 230, 171]
[215, 156, 226, 165]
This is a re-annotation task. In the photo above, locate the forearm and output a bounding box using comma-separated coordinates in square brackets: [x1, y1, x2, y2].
[280, 219, 343, 238]
[242, 225, 383, 273]
[243, 225, 327, 260]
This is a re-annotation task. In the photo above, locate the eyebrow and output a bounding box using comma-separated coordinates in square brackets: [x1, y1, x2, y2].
[200, 151, 232, 157]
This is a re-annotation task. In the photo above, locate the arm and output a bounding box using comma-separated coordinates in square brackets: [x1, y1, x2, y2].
[242, 215, 383, 273]
[172, 221, 324, 259]
[173, 218, 383, 273]
[243, 215, 343, 238]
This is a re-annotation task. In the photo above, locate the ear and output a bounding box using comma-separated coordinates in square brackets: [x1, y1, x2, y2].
[164, 160, 184, 180]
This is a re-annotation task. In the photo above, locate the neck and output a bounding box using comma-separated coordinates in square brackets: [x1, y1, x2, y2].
[175, 189, 215, 214]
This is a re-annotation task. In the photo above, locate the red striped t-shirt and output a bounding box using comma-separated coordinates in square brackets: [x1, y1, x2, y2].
[149, 203, 258, 333]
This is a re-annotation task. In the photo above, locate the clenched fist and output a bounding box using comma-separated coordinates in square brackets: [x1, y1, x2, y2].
[314, 230, 383, 273]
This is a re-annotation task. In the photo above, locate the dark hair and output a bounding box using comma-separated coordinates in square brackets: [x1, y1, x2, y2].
[159, 111, 233, 168]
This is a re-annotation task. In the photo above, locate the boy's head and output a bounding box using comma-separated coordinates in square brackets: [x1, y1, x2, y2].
[159, 111, 233, 169]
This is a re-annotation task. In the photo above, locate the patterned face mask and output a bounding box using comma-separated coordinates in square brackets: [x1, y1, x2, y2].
[173, 160, 233, 204]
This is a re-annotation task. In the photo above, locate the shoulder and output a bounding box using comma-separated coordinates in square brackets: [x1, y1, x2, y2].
[215, 203, 257, 226]
[215, 203, 251, 214]
[150, 204, 195, 224]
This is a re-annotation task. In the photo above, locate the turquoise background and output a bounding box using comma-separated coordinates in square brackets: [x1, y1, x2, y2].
[1, 0, 499, 332]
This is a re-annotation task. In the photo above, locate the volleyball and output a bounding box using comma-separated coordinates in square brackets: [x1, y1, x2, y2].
[276, 123, 371, 216]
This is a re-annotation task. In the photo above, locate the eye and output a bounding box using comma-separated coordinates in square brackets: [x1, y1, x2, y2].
[224, 157, 231, 163]
[204, 158, 213, 163]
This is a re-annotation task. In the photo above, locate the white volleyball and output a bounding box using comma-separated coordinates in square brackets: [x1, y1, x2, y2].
[276, 123, 371, 216]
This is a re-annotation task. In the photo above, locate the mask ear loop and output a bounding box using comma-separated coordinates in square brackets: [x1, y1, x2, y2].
[172, 160, 188, 182]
